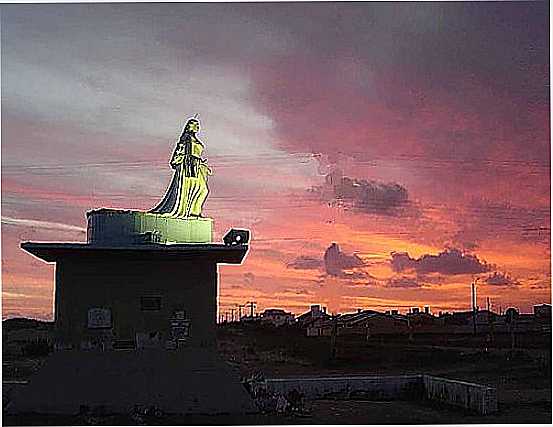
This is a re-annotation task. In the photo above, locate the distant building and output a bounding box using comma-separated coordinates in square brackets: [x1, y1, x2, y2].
[384, 309, 400, 315]
[302, 309, 411, 337]
[240, 315, 261, 323]
[445, 311, 472, 325]
[297, 305, 328, 326]
[336, 310, 409, 336]
[438, 310, 497, 332]
[260, 309, 295, 326]
[406, 310, 438, 333]
[297, 305, 330, 336]
[475, 310, 499, 325]
[534, 304, 551, 322]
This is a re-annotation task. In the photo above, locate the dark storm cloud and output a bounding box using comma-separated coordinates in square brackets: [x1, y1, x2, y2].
[311, 170, 411, 216]
[245, 2, 547, 87]
[484, 272, 520, 287]
[250, 2, 550, 207]
[5, 3, 548, 169]
[324, 243, 365, 277]
[287, 242, 365, 277]
[390, 248, 492, 276]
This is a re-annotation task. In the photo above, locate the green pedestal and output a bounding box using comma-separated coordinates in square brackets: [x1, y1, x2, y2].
[87, 209, 213, 245]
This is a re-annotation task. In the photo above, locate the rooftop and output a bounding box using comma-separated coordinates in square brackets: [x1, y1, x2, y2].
[21, 242, 248, 264]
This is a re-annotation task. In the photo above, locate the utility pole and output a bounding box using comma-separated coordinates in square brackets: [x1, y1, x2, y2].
[472, 278, 479, 335]
[487, 297, 494, 346]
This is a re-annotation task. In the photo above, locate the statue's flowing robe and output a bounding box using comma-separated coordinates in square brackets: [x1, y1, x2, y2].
[150, 134, 210, 218]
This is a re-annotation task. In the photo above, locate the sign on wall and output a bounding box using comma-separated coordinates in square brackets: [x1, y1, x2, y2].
[87, 308, 112, 329]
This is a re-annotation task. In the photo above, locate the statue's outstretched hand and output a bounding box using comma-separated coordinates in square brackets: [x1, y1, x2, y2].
[171, 154, 184, 168]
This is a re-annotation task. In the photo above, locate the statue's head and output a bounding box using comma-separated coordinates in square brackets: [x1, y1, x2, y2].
[184, 118, 200, 134]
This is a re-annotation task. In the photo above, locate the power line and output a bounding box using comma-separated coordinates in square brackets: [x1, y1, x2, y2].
[2, 151, 549, 172]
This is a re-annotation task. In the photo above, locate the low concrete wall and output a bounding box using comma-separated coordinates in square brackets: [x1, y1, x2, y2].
[264, 375, 423, 400]
[423, 375, 498, 415]
[259, 374, 498, 415]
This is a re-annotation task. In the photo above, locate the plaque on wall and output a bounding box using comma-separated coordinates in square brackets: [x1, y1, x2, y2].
[87, 308, 112, 329]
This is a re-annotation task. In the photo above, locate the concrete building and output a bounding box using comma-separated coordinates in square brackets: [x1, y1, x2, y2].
[22, 242, 247, 350]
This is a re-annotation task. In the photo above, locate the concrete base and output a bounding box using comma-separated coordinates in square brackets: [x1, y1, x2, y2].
[261, 375, 423, 401]
[7, 349, 257, 415]
[87, 209, 213, 245]
[423, 375, 498, 416]
[252, 374, 498, 415]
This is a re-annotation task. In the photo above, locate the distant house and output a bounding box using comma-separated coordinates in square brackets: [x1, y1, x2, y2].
[512, 312, 548, 333]
[534, 304, 551, 322]
[475, 310, 500, 326]
[446, 310, 497, 325]
[303, 308, 430, 337]
[336, 310, 409, 336]
[259, 309, 295, 327]
[297, 305, 329, 325]
[239, 315, 262, 324]
[297, 305, 331, 336]
[438, 310, 500, 333]
[405, 311, 439, 333]
[445, 311, 473, 326]
[438, 308, 553, 334]
[305, 317, 332, 337]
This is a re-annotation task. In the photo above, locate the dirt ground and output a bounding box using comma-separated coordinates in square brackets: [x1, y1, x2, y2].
[3, 321, 552, 424]
[215, 323, 552, 424]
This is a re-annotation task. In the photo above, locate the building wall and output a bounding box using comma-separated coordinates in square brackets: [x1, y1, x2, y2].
[55, 256, 217, 349]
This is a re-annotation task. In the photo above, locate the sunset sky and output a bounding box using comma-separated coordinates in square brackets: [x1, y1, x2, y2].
[2, 2, 550, 320]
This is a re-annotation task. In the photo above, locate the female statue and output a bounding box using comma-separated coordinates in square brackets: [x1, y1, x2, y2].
[150, 117, 211, 218]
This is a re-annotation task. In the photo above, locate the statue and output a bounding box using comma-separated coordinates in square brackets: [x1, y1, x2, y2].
[86, 116, 214, 245]
[150, 117, 212, 218]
